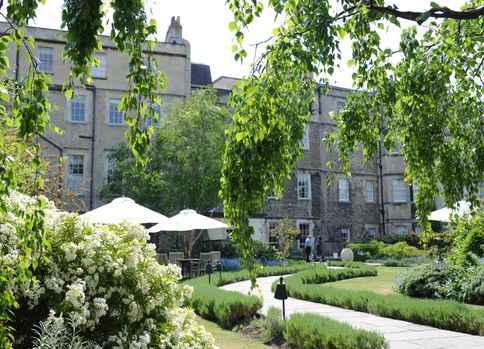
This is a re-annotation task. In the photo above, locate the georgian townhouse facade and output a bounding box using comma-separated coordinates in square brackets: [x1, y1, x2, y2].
[2, 18, 418, 255]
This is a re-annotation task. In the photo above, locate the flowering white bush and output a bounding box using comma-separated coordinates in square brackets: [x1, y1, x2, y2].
[0, 192, 216, 348]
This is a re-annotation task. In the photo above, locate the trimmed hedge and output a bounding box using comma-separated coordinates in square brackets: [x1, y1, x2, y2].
[286, 313, 387, 349]
[216, 263, 313, 286]
[327, 260, 367, 268]
[184, 264, 313, 329]
[285, 268, 484, 335]
[185, 276, 262, 329]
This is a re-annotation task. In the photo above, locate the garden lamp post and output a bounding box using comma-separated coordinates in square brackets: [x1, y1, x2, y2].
[206, 260, 213, 284]
[216, 261, 223, 282]
[274, 277, 288, 321]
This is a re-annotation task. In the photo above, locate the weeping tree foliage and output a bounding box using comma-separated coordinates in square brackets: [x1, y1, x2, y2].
[222, 0, 483, 282]
[0, 1, 166, 346]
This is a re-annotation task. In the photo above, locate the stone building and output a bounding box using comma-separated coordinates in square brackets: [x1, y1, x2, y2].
[2, 19, 416, 254]
[214, 77, 416, 255]
[1, 18, 191, 210]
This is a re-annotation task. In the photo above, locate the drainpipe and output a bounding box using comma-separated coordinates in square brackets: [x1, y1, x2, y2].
[378, 106, 386, 235]
[15, 46, 20, 81]
[85, 85, 97, 210]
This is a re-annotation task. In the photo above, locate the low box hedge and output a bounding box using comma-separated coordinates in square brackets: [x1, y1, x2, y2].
[284, 268, 484, 335]
[285, 313, 388, 349]
[185, 263, 313, 329]
[185, 276, 262, 329]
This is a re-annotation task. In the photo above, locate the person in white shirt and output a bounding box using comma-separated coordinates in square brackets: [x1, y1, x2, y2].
[304, 235, 313, 262]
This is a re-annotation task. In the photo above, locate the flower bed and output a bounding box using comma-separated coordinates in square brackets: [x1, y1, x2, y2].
[285, 267, 484, 335]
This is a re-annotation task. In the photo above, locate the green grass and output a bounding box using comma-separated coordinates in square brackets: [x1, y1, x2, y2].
[196, 317, 271, 349]
[322, 266, 407, 295]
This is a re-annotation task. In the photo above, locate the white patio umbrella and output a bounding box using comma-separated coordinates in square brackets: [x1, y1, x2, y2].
[148, 209, 228, 257]
[428, 200, 471, 222]
[148, 209, 228, 232]
[80, 197, 167, 225]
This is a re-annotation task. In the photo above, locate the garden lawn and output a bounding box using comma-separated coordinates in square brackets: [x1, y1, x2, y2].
[196, 317, 271, 349]
[322, 266, 407, 295]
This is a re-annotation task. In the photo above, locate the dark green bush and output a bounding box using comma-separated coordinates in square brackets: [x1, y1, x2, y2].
[285, 313, 387, 349]
[285, 268, 484, 335]
[396, 262, 484, 305]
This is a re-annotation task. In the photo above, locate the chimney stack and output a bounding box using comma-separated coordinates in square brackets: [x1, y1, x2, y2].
[165, 16, 183, 44]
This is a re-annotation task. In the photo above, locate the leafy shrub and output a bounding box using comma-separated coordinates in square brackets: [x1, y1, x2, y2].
[261, 307, 284, 344]
[451, 211, 484, 266]
[285, 268, 484, 335]
[348, 240, 386, 261]
[379, 232, 421, 247]
[380, 241, 424, 258]
[1, 192, 215, 348]
[348, 240, 425, 261]
[285, 313, 387, 349]
[185, 276, 262, 329]
[396, 262, 484, 305]
[253, 241, 278, 260]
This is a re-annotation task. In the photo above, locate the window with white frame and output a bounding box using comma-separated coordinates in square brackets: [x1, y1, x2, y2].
[297, 221, 311, 249]
[300, 125, 310, 150]
[338, 228, 351, 242]
[366, 181, 375, 202]
[108, 99, 125, 125]
[366, 225, 378, 240]
[92, 53, 107, 78]
[105, 155, 116, 182]
[69, 96, 86, 123]
[297, 172, 311, 200]
[38, 47, 54, 73]
[338, 178, 350, 202]
[67, 154, 84, 193]
[392, 179, 408, 203]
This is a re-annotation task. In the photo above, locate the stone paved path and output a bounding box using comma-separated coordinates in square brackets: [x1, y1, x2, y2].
[221, 275, 484, 349]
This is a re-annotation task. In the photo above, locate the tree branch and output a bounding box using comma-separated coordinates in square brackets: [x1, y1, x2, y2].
[366, 3, 484, 23]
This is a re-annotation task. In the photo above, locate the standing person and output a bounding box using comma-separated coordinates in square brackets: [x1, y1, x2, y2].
[304, 235, 312, 262]
[316, 236, 323, 261]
